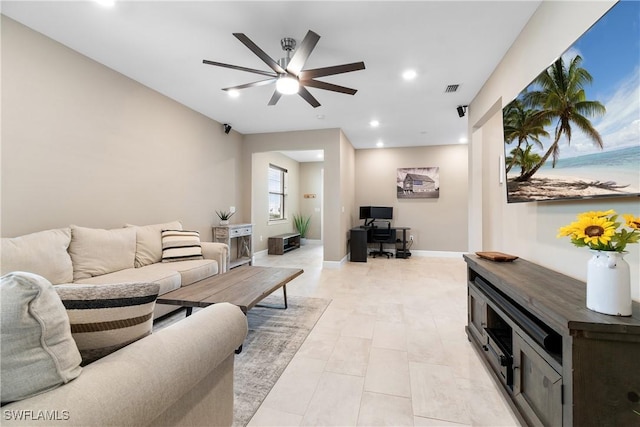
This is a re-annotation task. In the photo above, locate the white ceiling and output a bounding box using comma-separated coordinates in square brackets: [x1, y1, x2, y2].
[1, 0, 541, 150]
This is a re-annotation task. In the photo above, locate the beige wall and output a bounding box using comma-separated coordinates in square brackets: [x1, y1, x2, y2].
[355, 144, 468, 252]
[242, 129, 348, 263]
[469, 0, 640, 300]
[1, 16, 244, 240]
[250, 151, 300, 252]
[299, 162, 323, 240]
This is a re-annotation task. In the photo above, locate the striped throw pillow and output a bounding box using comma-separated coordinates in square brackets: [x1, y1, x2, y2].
[55, 283, 160, 366]
[161, 229, 204, 262]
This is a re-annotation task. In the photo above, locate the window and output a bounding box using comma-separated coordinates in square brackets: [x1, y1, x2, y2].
[268, 164, 287, 221]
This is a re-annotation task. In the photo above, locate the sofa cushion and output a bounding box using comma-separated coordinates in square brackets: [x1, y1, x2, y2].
[161, 230, 204, 262]
[125, 220, 183, 268]
[73, 266, 181, 296]
[55, 282, 160, 366]
[0, 272, 82, 404]
[148, 259, 218, 287]
[69, 225, 136, 281]
[1, 228, 74, 285]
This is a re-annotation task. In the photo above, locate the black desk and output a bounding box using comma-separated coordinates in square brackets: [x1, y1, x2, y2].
[349, 226, 411, 262]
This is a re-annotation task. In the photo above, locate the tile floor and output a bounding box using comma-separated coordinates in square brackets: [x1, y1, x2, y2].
[246, 241, 521, 427]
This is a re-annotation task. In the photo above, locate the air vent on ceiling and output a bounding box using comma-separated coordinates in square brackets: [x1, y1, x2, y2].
[445, 84, 460, 93]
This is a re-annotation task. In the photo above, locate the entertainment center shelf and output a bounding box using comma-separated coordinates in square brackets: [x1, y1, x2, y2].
[464, 254, 640, 427]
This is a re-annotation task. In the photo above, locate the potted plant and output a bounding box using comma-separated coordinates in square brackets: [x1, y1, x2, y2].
[292, 213, 311, 245]
[216, 210, 235, 226]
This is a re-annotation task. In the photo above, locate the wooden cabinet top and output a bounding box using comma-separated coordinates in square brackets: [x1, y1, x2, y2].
[463, 254, 640, 335]
[213, 223, 252, 229]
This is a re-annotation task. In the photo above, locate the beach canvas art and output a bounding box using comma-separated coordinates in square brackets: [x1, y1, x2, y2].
[503, 1, 640, 203]
[397, 167, 439, 199]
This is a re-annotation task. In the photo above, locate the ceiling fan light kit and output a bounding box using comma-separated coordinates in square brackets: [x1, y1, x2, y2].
[203, 30, 365, 107]
[276, 76, 299, 95]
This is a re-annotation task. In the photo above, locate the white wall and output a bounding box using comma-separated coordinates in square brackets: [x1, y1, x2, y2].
[355, 144, 469, 251]
[469, 1, 640, 300]
[299, 162, 323, 240]
[1, 17, 244, 240]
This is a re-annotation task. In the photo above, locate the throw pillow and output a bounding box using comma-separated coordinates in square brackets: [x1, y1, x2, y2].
[55, 282, 160, 366]
[125, 220, 183, 268]
[0, 272, 82, 404]
[68, 225, 136, 281]
[161, 230, 204, 262]
[1, 228, 74, 284]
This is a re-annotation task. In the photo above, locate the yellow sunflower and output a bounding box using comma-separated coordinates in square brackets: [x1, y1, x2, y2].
[573, 215, 616, 246]
[577, 209, 615, 219]
[623, 214, 640, 230]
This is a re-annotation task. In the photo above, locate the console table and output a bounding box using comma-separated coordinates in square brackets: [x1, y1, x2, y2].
[268, 232, 300, 255]
[464, 254, 640, 426]
[212, 224, 252, 269]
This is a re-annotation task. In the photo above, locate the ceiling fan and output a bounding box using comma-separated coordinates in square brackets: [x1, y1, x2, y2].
[203, 30, 365, 108]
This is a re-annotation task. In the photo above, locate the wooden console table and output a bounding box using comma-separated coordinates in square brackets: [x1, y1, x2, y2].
[212, 223, 252, 269]
[464, 254, 640, 426]
[268, 232, 300, 255]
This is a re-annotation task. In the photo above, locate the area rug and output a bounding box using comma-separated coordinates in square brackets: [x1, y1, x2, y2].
[233, 294, 331, 426]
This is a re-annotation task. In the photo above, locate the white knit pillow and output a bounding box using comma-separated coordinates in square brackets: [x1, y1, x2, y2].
[0, 272, 82, 404]
[161, 230, 203, 262]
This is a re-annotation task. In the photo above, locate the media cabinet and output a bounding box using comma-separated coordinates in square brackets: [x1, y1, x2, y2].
[464, 254, 640, 426]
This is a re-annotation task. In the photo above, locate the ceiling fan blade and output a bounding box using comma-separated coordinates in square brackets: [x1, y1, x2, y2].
[299, 61, 366, 79]
[203, 60, 277, 78]
[222, 78, 277, 91]
[286, 30, 320, 76]
[268, 90, 282, 106]
[301, 79, 358, 95]
[233, 33, 286, 75]
[298, 86, 321, 108]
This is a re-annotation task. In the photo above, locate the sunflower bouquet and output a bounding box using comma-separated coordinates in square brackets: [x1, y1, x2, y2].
[557, 210, 640, 252]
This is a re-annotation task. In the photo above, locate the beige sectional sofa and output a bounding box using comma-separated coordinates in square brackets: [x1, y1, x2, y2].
[1, 221, 229, 318]
[1, 222, 247, 426]
[2, 301, 248, 426]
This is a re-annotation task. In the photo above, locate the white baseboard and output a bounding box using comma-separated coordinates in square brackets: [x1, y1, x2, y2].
[410, 250, 465, 258]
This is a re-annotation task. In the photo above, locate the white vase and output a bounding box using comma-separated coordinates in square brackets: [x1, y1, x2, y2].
[586, 250, 632, 316]
[219, 220, 229, 226]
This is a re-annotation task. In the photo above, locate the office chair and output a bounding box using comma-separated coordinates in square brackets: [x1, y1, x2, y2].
[370, 221, 394, 258]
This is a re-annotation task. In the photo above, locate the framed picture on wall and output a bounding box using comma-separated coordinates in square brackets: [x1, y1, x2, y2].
[397, 167, 439, 199]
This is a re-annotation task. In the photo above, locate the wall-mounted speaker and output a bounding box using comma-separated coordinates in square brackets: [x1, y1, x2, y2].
[223, 124, 232, 134]
[457, 105, 467, 118]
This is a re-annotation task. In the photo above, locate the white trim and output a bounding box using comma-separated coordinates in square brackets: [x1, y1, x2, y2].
[410, 250, 465, 258]
[323, 255, 347, 269]
[253, 249, 268, 259]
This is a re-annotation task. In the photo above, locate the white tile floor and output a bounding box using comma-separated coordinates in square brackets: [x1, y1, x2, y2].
[247, 241, 521, 427]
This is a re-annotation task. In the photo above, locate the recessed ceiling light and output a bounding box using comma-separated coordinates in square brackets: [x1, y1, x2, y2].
[402, 69, 417, 80]
[95, 0, 115, 7]
[227, 90, 240, 98]
[459, 137, 468, 144]
[370, 120, 379, 127]
[376, 141, 384, 148]
[316, 114, 325, 120]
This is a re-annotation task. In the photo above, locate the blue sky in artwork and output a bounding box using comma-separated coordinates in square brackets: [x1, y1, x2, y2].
[523, 0, 640, 158]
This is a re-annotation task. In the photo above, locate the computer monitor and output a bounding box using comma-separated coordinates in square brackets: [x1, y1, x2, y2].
[370, 206, 393, 220]
[359, 206, 371, 219]
[359, 206, 393, 226]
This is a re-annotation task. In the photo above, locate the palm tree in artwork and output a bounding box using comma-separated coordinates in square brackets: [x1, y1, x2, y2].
[515, 55, 606, 182]
[507, 144, 542, 178]
[503, 98, 550, 174]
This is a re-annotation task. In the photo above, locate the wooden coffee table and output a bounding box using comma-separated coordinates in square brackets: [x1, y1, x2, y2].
[157, 265, 303, 316]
